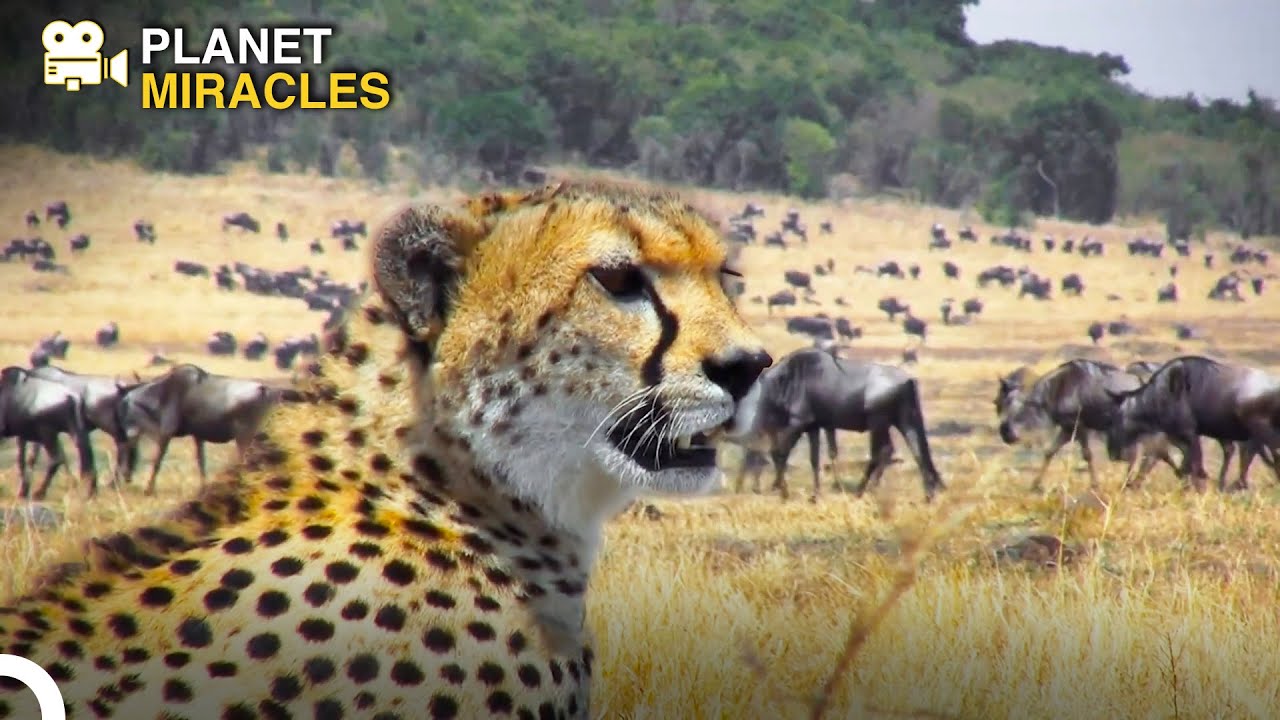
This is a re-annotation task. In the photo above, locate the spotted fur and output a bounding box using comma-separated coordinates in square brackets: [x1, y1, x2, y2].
[0, 180, 768, 719]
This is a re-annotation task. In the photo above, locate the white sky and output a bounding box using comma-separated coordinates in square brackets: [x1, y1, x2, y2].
[964, 0, 1280, 103]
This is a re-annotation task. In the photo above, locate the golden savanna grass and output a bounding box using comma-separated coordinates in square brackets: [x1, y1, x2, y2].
[2, 145, 1280, 718]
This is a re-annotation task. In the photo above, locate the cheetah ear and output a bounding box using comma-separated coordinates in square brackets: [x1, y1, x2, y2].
[370, 204, 490, 344]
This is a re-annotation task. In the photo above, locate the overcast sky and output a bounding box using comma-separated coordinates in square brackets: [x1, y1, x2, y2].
[964, 0, 1280, 103]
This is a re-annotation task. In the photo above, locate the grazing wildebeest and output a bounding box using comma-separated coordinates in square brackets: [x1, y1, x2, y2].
[69, 234, 90, 253]
[222, 211, 261, 233]
[834, 317, 860, 341]
[330, 219, 368, 238]
[243, 332, 269, 360]
[24, 210, 39, 227]
[1208, 273, 1243, 301]
[115, 364, 300, 495]
[783, 270, 812, 292]
[962, 297, 983, 316]
[876, 260, 904, 278]
[133, 219, 156, 243]
[1087, 321, 1105, 344]
[1104, 356, 1280, 492]
[174, 259, 209, 277]
[46, 201, 70, 228]
[1060, 273, 1084, 296]
[902, 313, 927, 341]
[28, 366, 139, 486]
[310, 238, 325, 255]
[276, 221, 288, 241]
[877, 296, 909, 321]
[726, 347, 944, 502]
[341, 236, 359, 252]
[0, 366, 96, 499]
[96, 321, 120, 348]
[766, 290, 796, 315]
[1157, 282, 1178, 303]
[942, 261, 960, 279]
[995, 360, 1185, 491]
[958, 226, 976, 242]
[206, 331, 236, 356]
[786, 316, 833, 341]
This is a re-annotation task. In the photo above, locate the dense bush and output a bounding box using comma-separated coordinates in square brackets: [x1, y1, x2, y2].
[1, 0, 1276, 235]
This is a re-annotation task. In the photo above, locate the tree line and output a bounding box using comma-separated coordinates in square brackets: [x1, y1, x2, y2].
[2, 0, 1277, 239]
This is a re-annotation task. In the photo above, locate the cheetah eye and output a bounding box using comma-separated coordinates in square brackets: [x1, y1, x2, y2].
[588, 264, 647, 302]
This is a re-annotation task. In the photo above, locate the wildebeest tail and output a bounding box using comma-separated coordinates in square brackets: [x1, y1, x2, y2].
[900, 378, 943, 484]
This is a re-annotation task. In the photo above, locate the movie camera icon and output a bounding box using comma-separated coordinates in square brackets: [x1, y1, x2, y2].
[42, 20, 128, 91]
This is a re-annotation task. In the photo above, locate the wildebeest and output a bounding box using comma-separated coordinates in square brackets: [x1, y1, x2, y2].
[244, 332, 270, 360]
[28, 366, 139, 486]
[876, 260, 904, 278]
[207, 330, 237, 356]
[877, 296, 909, 321]
[958, 226, 976, 242]
[0, 366, 96, 499]
[116, 364, 300, 494]
[1157, 283, 1178, 303]
[222, 211, 261, 233]
[24, 210, 39, 227]
[942, 261, 960, 279]
[276, 221, 288, 241]
[310, 239, 325, 255]
[1087, 321, 1105, 344]
[133, 219, 157, 243]
[785, 316, 833, 341]
[96, 321, 120, 348]
[1208, 273, 1243, 301]
[726, 347, 945, 502]
[783, 270, 812, 292]
[902, 313, 927, 341]
[330, 219, 368, 239]
[766, 290, 797, 315]
[69, 234, 90, 253]
[1104, 356, 1280, 492]
[46, 201, 70, 228]
[174, 260, 210, 277]
[1060, 273, 1084, 296]
[995, 360, 1185, 491]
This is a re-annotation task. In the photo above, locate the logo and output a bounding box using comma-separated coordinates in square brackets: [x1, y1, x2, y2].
[0, 654, 66, 720]
[42, 19, 129, 92]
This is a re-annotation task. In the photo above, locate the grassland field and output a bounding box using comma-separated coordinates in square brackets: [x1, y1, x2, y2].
[2, 145, 1280, 719]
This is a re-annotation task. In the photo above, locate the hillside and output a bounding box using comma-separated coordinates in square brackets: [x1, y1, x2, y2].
[2, 0, 1278, 240]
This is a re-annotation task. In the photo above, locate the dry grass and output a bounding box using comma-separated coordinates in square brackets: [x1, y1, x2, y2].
[2, 145, 1280, 718]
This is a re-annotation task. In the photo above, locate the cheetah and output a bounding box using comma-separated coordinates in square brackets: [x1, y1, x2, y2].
[0, 180, 771, 719]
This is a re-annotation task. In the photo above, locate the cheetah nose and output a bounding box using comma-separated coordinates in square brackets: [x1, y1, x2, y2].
[703, 349, 772, 402]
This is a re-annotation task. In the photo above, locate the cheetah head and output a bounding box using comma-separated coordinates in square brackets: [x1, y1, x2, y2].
[370, 181, 770, 533]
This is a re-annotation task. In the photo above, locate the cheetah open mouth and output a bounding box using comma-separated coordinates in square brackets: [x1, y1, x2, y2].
[607, 421, 717, 471]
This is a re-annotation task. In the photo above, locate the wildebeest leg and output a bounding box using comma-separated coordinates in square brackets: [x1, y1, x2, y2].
[852, 426, 894, 497]
[1076, 433, 1099, 490]
[32, 435, 67, 501]
[1218, 440, 1237, 492]
[110, 437, 136, 487]
[1179, 433, 1208, 492]
[1030, 427, 1071, 493]
[736, 449, 766, 493]
[16, 440, 33, 499]
[1124, 450, 1158, 491]
[74, 413, 99, 497]
[769, 429, 804, 501]
[194, 439, 209, 487]
[806, 427, 822, 501]
[1227, 442, 1255, 493]
[145, 437, 172, 496]
[824, 427, 839, 489]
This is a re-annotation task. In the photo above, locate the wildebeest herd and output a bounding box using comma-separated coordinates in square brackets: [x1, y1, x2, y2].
[3, 200, 1279, 505]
